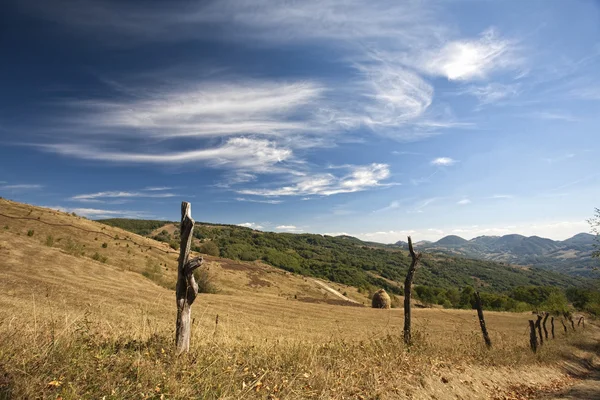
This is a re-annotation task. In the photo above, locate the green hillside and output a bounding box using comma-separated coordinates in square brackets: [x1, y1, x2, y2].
[98, 219, 587, 296]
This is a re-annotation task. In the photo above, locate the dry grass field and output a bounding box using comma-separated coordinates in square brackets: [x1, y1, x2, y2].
[0, 199, 597, 399]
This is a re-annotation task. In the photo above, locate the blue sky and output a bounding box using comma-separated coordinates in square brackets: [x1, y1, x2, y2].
[1, 0, 599, 242]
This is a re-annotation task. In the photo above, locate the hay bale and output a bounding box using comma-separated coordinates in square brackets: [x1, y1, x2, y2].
[371, 289, 391, 309]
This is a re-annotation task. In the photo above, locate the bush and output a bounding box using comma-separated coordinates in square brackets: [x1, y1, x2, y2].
[45, 235, 54, 247]
[91, 252, 108, 263]
[194, 268, 218, 294]
[101, 242, 108, 248]
[27, 229, 34, 237]
[198, 241, 219, 256]
[169, 241, 180, 250]
[64, 238, 85, 257]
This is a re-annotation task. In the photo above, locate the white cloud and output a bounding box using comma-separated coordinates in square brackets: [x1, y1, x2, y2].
[275, 225, 302, 232]
[528, 111, 578, 122]
[144, 186, 173, 191]
[373, 200, 400, 213]
[71, 190, 177, 202]
[38, 137, 292, 172]
[237, 222, 264, 230]
[457, 199, 471, 205]
[464, 83, 520, 104]
[46, 205, 151, 219]
[431, 157, 457, 166]
[488, 194, 514, 199]
[235, 197, 282, 205]
[418, 28, 521, 81]
[238, 163, 394, 197]
[0, 184, 44, 190]
[58, 81, 323, 140]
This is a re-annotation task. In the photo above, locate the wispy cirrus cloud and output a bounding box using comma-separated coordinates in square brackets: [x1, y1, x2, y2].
[0, 183, 44, 191]
[235, 197, 282, 205]
[238, 163, 395, 197]
[38, 137, 292, 172]
[463, 83, 520, 104]
[46, 205, 152, 219]
[71, 190, 178, 202]
[457, 199, 471, 205]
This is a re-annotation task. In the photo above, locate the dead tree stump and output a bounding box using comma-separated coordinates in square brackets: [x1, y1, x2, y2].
[403, 236, 421, 346]
[542, 312, 549, 340]
[175, 202, 204, 354]
[529, 320, 538, 353]
[535, 315, 543, 345]
[551, 316, 555, 339]
[474, 291, 492, 348]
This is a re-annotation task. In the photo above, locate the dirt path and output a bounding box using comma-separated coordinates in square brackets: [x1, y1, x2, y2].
[313, 279, 361, 304]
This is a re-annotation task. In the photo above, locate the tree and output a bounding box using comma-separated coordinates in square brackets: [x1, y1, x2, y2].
[589, 208, 600, 258]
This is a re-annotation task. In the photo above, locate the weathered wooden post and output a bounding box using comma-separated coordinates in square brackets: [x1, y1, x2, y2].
[551, 316, 555, 339]
[474, 291, 492, 348]
[561, 318, 568, 334]
[542, 312, 549, 340]
[577, 316, 584, 328]
[535, 315, 543, 345]
[175, 202, 204, 354]
[529, 320, 538, 353]
[403, 236, 421, 346]
[569, 316, 575, 331]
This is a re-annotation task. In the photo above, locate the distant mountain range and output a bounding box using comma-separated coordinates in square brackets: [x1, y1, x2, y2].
[395, 233, 599, 277]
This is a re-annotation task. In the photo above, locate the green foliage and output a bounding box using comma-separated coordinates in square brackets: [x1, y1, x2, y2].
[194, 268, 218, 294]
[101, 242, 108, 248]
[168, 241, 180, 250]
[589, 207, 600, 259]
[98, 219, 173, 235]
[45, 235, 54, 247]
[27, 229, 34, 237]
[64, 238, 85, 257]
[566, 288, 600, 316]
[197, 241, 219, 257]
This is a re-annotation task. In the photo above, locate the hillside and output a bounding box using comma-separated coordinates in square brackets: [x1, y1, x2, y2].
[400, 233, 598, 277]
[1, 198, 599, 399]
[96, 218, 587, 295]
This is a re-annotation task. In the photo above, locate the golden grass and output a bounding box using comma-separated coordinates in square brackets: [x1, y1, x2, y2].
[0, 199, 597, 399]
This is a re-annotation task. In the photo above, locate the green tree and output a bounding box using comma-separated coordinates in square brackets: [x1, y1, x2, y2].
[589, 208, 600, 258]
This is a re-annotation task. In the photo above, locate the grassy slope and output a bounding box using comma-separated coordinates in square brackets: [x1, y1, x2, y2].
[99, 218, 586, 295]
[0, 199, 598, 399]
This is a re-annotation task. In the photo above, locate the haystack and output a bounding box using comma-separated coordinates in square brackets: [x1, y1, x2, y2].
[371, 289, 391, 309]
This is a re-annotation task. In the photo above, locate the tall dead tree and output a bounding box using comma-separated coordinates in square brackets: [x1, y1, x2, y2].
[550, 316, 555, 339]
[542, 312, 549, 340]
[535, 315, 543, 345]
[474, 291, 492, 348]
[529, 320, 538, 353]
[403, 236, 421, 345]
[175, 202, 204, 354]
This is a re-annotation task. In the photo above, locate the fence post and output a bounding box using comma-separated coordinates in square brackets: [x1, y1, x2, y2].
[474, 291, 492, 348]
[403, 236, 421, 346]
[569, 316, 575, 331]
[542, 312, 549, 340]
[535, 315, 544, 345]
[577, 316, 585, 328]
[550, 316, 555, 339]
[561, 318, 568, 334]
[529, 320, 538, 353]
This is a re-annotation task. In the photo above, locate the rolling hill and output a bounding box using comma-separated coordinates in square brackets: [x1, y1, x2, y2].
[397, 233, 598, 277]
[97, 218, 589, 295]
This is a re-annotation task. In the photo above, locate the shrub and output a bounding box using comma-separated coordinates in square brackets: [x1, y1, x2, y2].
[198, 241, 219, 256]
[169, 241, 180, 250]
[91, 252, 108, 263]
[3, 225, 8, 230]
[64, 238, 85, 257]
[195, 268, 218, 294]
[101, 243, 108, 248]
[45, 235, 54, 247]
[27, 229, 34, 237]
